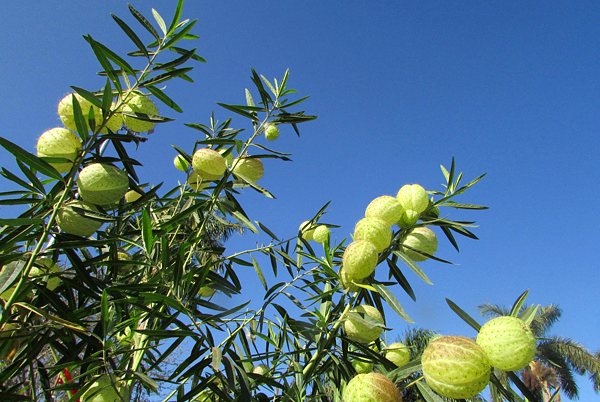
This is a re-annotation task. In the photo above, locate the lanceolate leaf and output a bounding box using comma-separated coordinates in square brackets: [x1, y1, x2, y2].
[0, 137, 63, 182]
[128, 4, 160, 41]
[372, 283, 414, 323]
[510, 289, 530, 317]
[446, 298, 481, 332]
[393, 250, 433, 285]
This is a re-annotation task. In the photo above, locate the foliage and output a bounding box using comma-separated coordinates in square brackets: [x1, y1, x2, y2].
[0, 2, 555, 402]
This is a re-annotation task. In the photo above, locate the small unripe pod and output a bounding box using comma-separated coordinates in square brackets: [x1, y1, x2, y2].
[385, 342, 410, 367]
[233, 156, 264, 182]
[312, 225, 330, 244]
[264, 123, 280, 141]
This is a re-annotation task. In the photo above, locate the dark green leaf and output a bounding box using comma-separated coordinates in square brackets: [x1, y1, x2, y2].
[446, 298, 481, 332]
[0, 137, 63, 181]
[139, 67, 194, 87]
[0, 218, 44, 226]
[167, 0, 184, 34]
[416, 381, 446, 402]
[152, 48, 196, 72]
[128, 4, 160, 41]
[217, 103, 259, 121]
[145, 84, 184, 111]
[509, 289, 529, 317]
[251, 255, 267, 291]
[393, 250, 433, 285]
[372, 283, 414, 323]
[164, 19, 197, 49]
[85, 35, 121, 92]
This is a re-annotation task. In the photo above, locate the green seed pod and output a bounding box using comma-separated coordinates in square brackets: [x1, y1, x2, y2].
[299, 221, 317, 241]
[422, 335, 490, 400]
[264, 123, 280, 141]
[77, 163, 129, 205]
[342, 373, 402, 402]
[365, 195, 404, 227]
[121, 93, 158, 133]
[192, 148, 227, 181]
[400, 227, 438, 262]
[56, 200, 104, 237]
[312, 225, 331, 244]
[343, 305, 385, 344]
[477, 316, 536, 371]
[342, 240, 379, 280]
[233, 156, 264, 182]
[397, 184, 429, 213]
[36, 127, 81, 173]
[354, 217, 392, 253]
[385, 342, 411, 367]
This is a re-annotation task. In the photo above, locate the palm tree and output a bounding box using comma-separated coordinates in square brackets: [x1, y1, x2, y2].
[478, 303, 600, 400]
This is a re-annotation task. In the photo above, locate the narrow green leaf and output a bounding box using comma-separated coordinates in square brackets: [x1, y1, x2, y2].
[255, 221, 279, 241]
[15, 302, 88, 334]
[372, 283, 414, 323]
[446, 298, 481, 331]
[152, 9, 167, 35]
[112, 13, 151, 58]
[1, 168, 38, 192]
[152, 48, 196, 72]
[440, 202, 489, 210]
[441, 225, 459, 252]
[211, 347, 222, 371]
[416, 381, 446, 402]
[0, 260, 25, 296]
[217, 103, 259, 121]
[146, 85, 182, 112]
[386, 259, 416, 301]
[393, 250, 433, 285]
[16, 160, 45, 194]
[101, 79, 113, 120]
[170, 46, 206, 62]
[139, 67, 194, 87]
[128, 4, 160, 41]
[509, 289, 529, 317]
[101, 289, 109, 336]
[279, 94, 311, 109]
[245, 89, 255, 107]
[167, 0, 184, 34]
[85, 35, 121, 92]
[164, 19, 198, 49]
[89, 40, 136, 77]
[519, 304, 540, 326]
[260, 75, 277, 96]
[251, 255, 267, 291]
[141, 209, 155, 254]
[0, 218, 44, 226]
[0, 137, 63, 181]
[271, 112, 318, 124]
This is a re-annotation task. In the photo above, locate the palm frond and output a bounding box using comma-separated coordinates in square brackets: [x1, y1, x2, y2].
[530, 304, 562, 337]
[478, 303, 510, 318]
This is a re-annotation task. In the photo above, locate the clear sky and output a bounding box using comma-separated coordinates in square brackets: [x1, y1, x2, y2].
[1, 1, 599, 400]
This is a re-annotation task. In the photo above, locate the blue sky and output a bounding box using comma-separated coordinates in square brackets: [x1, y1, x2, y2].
[1, 1, 599, 400]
